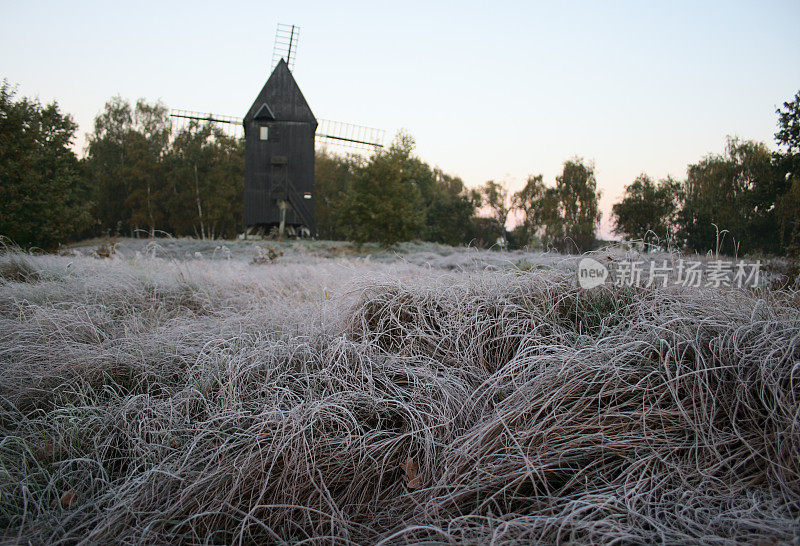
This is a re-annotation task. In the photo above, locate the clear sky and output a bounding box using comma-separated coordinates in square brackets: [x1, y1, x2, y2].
[2, 1, 798, 237]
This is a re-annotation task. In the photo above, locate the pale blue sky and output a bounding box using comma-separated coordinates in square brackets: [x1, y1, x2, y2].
[2, 1, 798, 237]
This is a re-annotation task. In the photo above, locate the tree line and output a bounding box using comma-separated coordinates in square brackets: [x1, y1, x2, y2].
[1, 79, 798, 255]
[1, 84, 244, 249]
[85, 96, 244, 240]
[316, 140, 604, 252]
[610, 92, 800, 256]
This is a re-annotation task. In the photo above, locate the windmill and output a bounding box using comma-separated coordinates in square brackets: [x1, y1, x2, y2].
[169, 23, 386, 238]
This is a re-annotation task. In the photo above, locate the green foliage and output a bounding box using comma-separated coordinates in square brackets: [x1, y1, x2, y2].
[478, 180, 510, 231]
[166, 123, 244, 239]
[556, 158, 601, 252]
[511, 174, 563, 248]
[125, 100, 171, 236]
[0, 81, 91, 249]
[423, 170, 478, 246]
[512, 175, 544, 228]
[467, 180, 512, 248]
[608, 90, 800, 256]
[676, 137, 779, 254]
[538, 186, 565, 250]
[775, 91, 800, 154]
[465, 216, 505, 248]
[511, 159, 601, 253]
[775, 170, 800, 255]
[85, 95, 134, 233]
[775, 92, 800, 254]
[86, 96, 176, 235]
[314, 149, 360, 240]
[85, 98, 243, 239]
[611, 174, 681, 243]
[365, 132, 478, 246]
[339, 133, 425, 246]
[317, 133, 477, 247]
[506, 223, 534, 250]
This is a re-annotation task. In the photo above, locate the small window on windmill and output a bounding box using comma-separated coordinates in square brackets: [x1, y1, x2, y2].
[303, 192, 312, 200]
[259, 126, 269, 140]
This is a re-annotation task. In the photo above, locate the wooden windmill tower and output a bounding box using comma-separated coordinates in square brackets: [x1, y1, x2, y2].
[170, 24, 385, 238]
[243, 57, 315, 236]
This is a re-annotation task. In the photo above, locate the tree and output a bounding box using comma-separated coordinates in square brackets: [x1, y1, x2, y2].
[538, 186, 565, 250]
[478, 180, 511, 233]
[511, 174, 547, 247]
[125, 99, 171, 236]
[465, 216, 505, 248]
[774, 90, 800, 253]
[340, 133, 425, 246]
[314, 149, 359, 240]
[165, 123, 243, 239]
[611, 174, 681, 243]
[775, 90, 800, 154]
[556, 158, 601, 252]
[0, 81, 91, 249]
[86, 95, 245, 240]
[510, 160, 601, 253]
[86, 97, 175, 236]
[317, 139, 478, 246]
[676, 137, 779, 254]
[775, 176, 800, 255]
[423, 169, 479, 246]
[198, 131, 244, 239]
[85, 96, 134, 234]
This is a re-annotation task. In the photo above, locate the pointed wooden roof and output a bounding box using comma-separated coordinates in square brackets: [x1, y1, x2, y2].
[244, 59, 317, 126]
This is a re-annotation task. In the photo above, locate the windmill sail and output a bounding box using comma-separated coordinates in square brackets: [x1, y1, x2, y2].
[169, 111, 385, 151]
[272, 23, 299, 72]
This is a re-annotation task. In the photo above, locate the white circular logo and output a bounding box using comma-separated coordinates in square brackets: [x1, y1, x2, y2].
[577, 257, 609, 289]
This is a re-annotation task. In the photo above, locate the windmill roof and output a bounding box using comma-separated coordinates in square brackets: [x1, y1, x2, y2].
[244, 59, 317, 126]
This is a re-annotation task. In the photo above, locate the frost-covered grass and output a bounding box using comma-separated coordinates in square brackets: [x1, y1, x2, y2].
[63, 236, 570, 271]
[1, 242, 798, 544]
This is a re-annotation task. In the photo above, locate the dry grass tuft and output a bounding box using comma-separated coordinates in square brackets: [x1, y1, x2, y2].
[0, 254, 40, 284]
[0, 247, 798, 544]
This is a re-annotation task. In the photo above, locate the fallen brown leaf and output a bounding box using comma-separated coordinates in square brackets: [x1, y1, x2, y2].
[402, 457, 422, 490]
[59, 489, 76, 508]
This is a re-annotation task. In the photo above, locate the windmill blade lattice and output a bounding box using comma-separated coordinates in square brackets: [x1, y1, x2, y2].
[316, 120, 385, 151]
[170, 110, 244, 139]
[271, 24, 299, 71]
[169, 110, 384, 152]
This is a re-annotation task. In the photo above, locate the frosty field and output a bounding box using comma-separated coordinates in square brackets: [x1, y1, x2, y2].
[1, 239, 798, 544]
